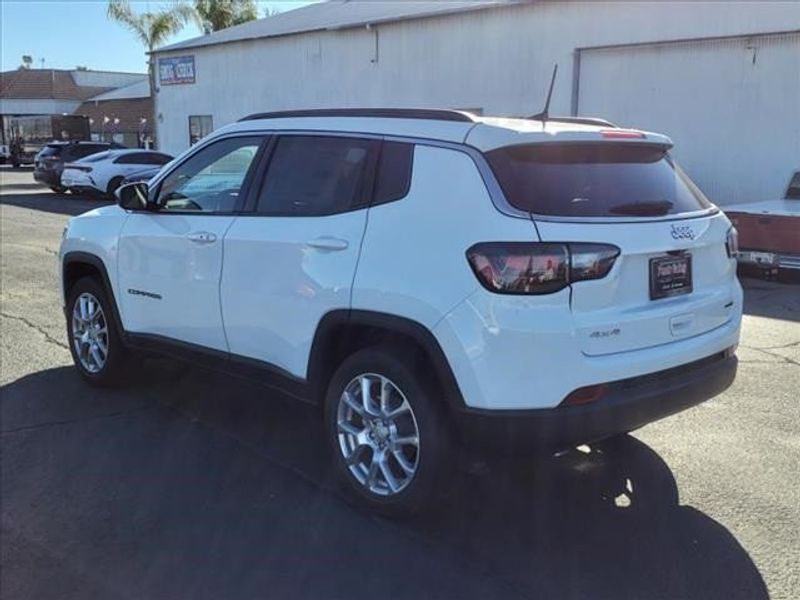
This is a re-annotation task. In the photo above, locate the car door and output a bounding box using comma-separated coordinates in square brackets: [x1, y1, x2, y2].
[221, 134, 379, 377]
[117, 135, 266, 351]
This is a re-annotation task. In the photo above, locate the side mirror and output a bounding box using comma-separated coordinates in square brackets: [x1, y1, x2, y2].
[116, 182, 154, 211]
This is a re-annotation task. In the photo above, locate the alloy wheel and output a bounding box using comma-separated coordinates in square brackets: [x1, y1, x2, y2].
[71, 292, 108, 374]
[336, 373, 420, 496]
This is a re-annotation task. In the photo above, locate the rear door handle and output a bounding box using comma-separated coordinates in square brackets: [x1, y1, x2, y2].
[306, 237, 349, 251]
[186, 231, 217, 244]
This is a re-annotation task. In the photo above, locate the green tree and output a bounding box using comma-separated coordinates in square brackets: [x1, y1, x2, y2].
[106, 0, 195, 98]
[193, 0, 258, 33]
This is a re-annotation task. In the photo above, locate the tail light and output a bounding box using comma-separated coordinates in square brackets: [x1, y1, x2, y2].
[466, 242, 620, 295]
[725, 226, 739, 258]
[66, 164, 92, 173]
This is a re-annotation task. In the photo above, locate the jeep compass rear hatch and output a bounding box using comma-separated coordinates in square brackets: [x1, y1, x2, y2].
[486, 142, 737, 355]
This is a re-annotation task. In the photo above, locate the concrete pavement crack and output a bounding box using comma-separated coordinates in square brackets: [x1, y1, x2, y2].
[0, 404, 152, 436]
[0, 311, 68, 350]
[740, 343, 800, 367]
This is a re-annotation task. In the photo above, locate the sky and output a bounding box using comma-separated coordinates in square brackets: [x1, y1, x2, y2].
[1, 1, 314, 74]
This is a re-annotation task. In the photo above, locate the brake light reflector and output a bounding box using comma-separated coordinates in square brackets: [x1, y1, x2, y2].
[561, 384, 607, 406]
[725, 226, 739, 258]
[466, 242, 620, 295]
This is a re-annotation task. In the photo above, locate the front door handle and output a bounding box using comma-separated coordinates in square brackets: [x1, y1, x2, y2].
[186, 231, 217, 244]
[307, 237, 349, 251]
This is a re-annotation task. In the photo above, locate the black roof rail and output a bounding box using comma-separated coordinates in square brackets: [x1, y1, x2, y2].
[238, 108, 477, 123]
[526, 115, 617, 128]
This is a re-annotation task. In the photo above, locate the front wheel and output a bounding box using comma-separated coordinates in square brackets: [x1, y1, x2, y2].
[324, 346, 452, 516]
[66, 277, 131, 386]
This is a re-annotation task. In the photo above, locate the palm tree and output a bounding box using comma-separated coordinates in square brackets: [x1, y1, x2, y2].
[193, 0, 258, 34]
[107, 0, 195, 99]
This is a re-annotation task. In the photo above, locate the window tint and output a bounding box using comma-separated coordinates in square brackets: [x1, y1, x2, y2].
[786, 172, 800, 200]
[114, 153, 150, 165]
[158, 136, 262, 213]
[150, 153, 173, 166]
[486, 143, 713, 217]
[257, 136, 374, 216]
[68, 144, 109, 160]
[373, 142, 413, 205]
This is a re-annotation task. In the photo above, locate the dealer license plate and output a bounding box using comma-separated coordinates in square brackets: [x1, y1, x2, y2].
[650, 254, 692, 300]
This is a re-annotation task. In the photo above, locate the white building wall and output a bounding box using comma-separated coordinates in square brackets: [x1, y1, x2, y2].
[154, 0, 800, 204]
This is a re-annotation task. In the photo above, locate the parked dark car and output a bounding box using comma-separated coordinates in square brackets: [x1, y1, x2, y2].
[33, 141, 124, 192]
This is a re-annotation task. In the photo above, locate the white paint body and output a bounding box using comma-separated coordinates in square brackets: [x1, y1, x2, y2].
[59, 114, 743, 411]
[152, 1, 800, 207]
[61, 149, 173, 195]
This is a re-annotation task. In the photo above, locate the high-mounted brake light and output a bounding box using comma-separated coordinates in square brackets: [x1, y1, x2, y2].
[466, 242, 620, 295]
[601, 130, 645, 139]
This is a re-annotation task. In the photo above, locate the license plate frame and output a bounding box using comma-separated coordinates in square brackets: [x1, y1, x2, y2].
[649, 254, 693, 300]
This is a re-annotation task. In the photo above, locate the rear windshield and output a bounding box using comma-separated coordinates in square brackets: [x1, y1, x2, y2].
[786, 172, 800, 200]
[486, 143, 713, 217]
[38, 145, 63, 158]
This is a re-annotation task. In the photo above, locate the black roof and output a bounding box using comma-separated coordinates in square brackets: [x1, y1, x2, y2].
[239, 108, 477, 123]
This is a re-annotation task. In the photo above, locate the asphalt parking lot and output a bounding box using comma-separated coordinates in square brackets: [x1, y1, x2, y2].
[1, 166, 798, 600]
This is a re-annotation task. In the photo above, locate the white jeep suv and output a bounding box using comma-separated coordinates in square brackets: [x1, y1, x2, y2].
[59, 109, 742, 514]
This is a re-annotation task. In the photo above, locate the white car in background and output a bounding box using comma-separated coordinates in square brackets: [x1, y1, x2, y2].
[62, 149, 173, 198]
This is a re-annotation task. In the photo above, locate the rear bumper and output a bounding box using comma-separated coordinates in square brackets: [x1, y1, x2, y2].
[737, 248, 800, 271]
[454, 351, 737, 453]
[33, 169, 61, 187]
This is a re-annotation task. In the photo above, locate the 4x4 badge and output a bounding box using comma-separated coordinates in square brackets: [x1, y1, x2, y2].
[670, 224, 696, 240]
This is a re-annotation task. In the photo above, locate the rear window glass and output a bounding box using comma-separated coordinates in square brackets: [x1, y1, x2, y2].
[486, 143, 713, 217]
[81, 152, 111, 163]
[39, 145, 62, 158]
[69, 144, 109, 160]
[786, 172, 800, 200]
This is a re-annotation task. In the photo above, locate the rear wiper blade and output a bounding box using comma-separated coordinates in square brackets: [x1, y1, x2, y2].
[608, 200, 674, 216]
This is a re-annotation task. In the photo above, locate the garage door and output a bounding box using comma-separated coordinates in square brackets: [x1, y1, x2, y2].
[577, 32, 800, 207]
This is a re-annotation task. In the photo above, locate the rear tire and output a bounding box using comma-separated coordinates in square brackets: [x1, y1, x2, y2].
[106, 177, 124, 199]
[324, 346, 452, 517]
[65, 277, 131, 386]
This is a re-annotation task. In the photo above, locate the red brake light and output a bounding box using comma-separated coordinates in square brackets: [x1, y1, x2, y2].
[601, 130, 645, 139]
[466, 242, 620, 295]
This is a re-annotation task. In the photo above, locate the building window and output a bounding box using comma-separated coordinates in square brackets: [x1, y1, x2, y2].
[188, 115, 213, 145]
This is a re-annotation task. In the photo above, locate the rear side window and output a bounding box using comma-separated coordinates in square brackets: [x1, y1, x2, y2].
[786, 172, 800, 200]
[373, 142, 413, 205]
[257, 136, 376, 216]
[486, 143, 713, 217]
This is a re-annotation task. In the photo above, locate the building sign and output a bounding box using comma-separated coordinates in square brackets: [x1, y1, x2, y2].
[159, 56, 195, 85]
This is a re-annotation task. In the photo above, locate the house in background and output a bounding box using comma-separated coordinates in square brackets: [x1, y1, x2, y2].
[0, 69, 153, 149]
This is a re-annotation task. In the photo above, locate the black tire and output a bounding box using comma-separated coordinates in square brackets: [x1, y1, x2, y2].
[50, 186, 67, 194]
[65, 276, 131, 386]
[106, 177, 124, 199]
[324, 345, 452, 517]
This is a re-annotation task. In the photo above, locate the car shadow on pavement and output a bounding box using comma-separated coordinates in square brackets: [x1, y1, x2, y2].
[0, 192, 107, 217]
[1, 364, 768, 600]
[741, 275, 800, 321]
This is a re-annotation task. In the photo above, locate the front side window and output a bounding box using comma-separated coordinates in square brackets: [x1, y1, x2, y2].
[486, 143, 713, 217]
[114, 153, 150, 165]
[157, 136, 262, 213]
[256, 135, 376, 216]
[189, 115, 213, 145]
